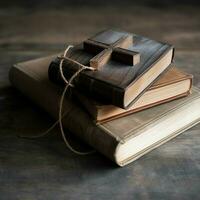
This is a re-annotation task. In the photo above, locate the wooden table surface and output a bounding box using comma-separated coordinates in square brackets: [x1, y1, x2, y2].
[0, 5, 200, 200]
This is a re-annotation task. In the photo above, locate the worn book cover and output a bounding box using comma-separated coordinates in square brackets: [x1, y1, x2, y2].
[9, 55, 200, 166]
[49, 29, 174, 108]
[75, 67, 192, 123]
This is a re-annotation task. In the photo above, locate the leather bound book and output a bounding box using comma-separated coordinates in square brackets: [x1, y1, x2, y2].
[74, 67, 193, 123]
[48, 29, 174, 109]
[9, 55, 200, 166]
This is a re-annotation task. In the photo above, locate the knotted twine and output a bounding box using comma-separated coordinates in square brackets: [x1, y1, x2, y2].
[20, 45, 96, 155]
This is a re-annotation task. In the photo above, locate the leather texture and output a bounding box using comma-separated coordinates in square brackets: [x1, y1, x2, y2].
[48, 29, 174, 108]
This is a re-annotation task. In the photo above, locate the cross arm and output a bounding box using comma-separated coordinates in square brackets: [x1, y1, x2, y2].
[112, 34, 133, 49]
[112, 48, 140, 66]
[89, 48, 112, 69]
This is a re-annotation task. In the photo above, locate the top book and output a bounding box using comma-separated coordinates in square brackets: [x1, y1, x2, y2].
[49, 29, 174, 108]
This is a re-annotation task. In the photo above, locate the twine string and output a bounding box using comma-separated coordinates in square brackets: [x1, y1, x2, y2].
[19, 45, 96, 155]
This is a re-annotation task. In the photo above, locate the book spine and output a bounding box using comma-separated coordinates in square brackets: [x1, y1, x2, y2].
[9, 65, 120, 164]
[48, 60, 125, 108]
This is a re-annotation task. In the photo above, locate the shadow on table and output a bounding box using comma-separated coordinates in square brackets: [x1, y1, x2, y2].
[0, 86, 119, 173]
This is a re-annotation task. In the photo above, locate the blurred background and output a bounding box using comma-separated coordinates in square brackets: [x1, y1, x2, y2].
[0, 0, 200, 87]
[1, 0, 200, 88]
[1, 0, 200, 48]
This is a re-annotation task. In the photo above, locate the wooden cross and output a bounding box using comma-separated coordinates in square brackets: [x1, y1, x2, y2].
[83, 34, 140, 69]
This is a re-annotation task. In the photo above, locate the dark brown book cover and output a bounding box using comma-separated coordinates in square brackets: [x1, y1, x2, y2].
[48, 29, 174, 109]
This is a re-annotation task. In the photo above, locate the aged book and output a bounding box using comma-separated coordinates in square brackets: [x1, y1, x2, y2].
[49, 29, 174, 109]
[9, 55, 200, 166]
[75, 67, 192, 123]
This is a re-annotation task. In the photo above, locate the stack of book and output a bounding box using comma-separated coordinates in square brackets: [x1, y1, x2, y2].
[9, 30, 200, 166]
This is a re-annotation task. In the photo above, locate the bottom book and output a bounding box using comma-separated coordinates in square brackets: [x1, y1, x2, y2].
[9, 55, 200, 166]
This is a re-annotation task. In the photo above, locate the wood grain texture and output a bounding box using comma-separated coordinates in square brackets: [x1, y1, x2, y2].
[0, 5, 200, 200]
[84, 34, 138, 68]
[90, 48, 112, 69]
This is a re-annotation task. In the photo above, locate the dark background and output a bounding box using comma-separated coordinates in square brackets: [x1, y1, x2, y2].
[0, 1, 200, 200]
[1, 0, 200, 86]
[1, 0, 200, 7]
